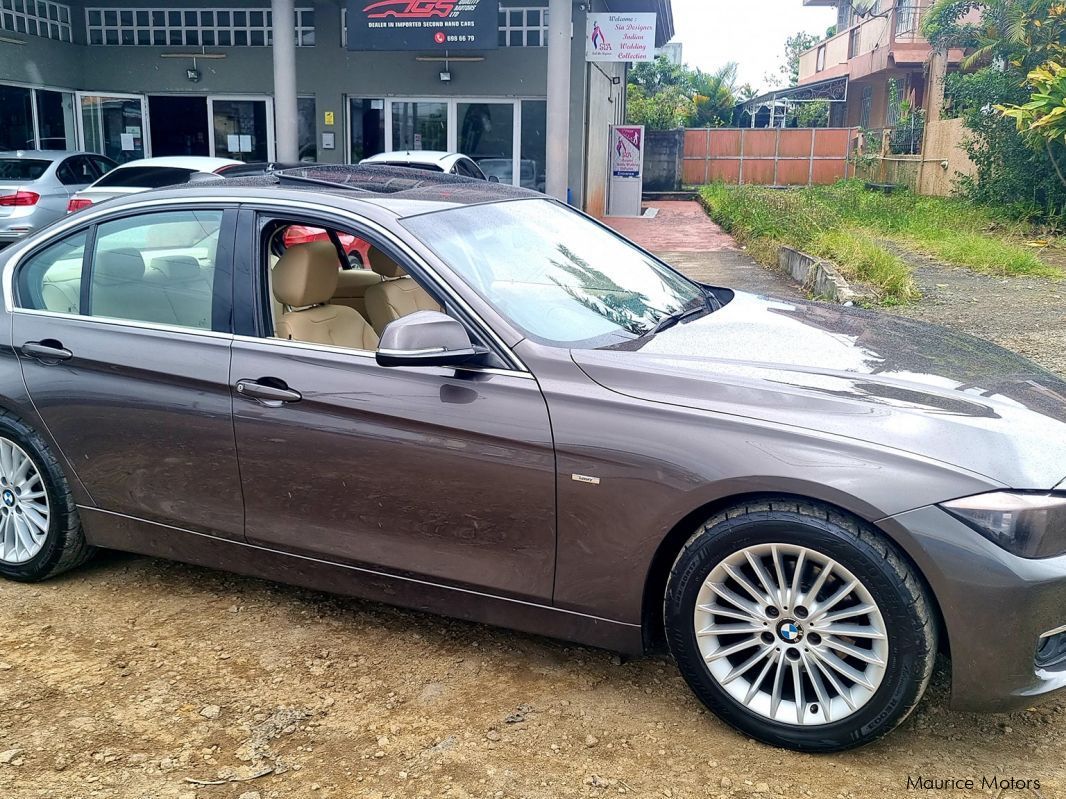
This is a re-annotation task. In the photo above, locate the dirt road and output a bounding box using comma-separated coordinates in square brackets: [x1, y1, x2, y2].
[2, 552, 1063, 799]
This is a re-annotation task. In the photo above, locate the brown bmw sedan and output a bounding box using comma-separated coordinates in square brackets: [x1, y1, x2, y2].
[0, 166, 1063, 752]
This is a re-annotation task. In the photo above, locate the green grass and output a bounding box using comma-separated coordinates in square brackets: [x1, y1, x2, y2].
[698, 181, 1062, 304]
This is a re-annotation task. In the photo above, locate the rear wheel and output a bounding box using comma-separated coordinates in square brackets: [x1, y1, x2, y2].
[0, 412, 92, 582]
[665, 499, 936, 752]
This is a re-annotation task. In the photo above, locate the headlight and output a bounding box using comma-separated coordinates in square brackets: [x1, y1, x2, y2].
[941, 492, 1066, 559]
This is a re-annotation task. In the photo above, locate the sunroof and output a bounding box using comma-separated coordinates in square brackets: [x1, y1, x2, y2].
[276, 164, 468, 194]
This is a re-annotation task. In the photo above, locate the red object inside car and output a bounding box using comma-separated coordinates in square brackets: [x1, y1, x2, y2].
[281, 225, 371, 265]
[0, 191, 40, 207]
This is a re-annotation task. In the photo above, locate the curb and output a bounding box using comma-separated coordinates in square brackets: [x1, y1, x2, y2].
[778, 246, 866, 305]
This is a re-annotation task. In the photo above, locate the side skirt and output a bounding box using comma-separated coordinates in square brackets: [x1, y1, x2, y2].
[80, 507, 644, 656]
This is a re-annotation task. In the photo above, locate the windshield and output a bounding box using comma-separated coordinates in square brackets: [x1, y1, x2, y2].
[0, 159, 50, 181]
[403, 199, 706, 348]
[93, 166, 197, 188]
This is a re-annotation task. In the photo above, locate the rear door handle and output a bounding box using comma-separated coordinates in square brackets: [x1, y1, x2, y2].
[21, 340, 73, 363]
[235, 378, 302, 406]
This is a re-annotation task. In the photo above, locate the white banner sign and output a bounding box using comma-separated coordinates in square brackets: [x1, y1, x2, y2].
[586, 13, 656, 63]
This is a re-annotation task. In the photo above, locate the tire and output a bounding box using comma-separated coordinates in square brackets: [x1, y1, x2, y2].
[664, 498, 936, 752]
[0, 411, 93, 583]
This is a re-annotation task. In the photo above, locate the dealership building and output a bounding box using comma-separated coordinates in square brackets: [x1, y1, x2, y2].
[0, 0, 673, 214]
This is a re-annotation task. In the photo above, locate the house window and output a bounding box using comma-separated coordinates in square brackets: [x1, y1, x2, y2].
[85, 6, 315, 46]
[0, 0, 73, 42]
[816, 46, 827, 72]
[859, 85, 874, 129]
[849, 25, 861, 58]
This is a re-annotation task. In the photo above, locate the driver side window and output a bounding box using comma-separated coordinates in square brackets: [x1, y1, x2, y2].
[260, 217, 446, 353]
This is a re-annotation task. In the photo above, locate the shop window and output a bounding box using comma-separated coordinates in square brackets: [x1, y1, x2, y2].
[349, 99, 386, 163]
[35, 89, 76, 150]
[0, 85, 34, 151]
[298, 97, 317, 163]
[520, 100, 547, 193]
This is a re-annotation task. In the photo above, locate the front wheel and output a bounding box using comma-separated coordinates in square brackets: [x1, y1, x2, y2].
[665, 500, 936, 752]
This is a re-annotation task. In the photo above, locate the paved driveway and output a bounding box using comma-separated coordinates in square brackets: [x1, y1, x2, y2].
[606, 201, 803, 298]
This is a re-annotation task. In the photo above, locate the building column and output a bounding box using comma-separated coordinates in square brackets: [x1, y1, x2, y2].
[272, 0, 299, 162]
[545, 0, 572, 202]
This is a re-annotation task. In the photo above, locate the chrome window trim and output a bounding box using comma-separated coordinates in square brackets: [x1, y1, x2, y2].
[2, 193, 531, 374]
[232, 334, 535, 381]
[11, 307, 235, 341]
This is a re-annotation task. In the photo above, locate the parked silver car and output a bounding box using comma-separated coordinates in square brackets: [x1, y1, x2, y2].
[0, 151, 117, 246]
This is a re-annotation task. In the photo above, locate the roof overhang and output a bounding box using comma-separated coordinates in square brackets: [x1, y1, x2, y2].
[606, 0, 675, 46]
[737, 75, 850, 114]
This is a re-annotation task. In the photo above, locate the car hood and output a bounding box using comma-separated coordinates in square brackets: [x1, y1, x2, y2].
[572, 291, 1066, 490]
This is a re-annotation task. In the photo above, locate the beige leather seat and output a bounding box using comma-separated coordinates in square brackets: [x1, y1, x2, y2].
[91, 248, 176, 326]
[364, 245, 443, 336]
[332, 268, 383, 320]
[146, 255, 214, 329]
[273, 242, 380, 351]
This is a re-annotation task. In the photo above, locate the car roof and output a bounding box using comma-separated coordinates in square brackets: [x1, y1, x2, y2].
[106, 165, 542, 217]
[110, 156, 243, 172]
[362, 151, 466, 168]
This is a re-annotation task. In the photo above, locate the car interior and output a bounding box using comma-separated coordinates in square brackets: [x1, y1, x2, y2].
[30, 211, 222, 330]
[264, 220, 444, 351]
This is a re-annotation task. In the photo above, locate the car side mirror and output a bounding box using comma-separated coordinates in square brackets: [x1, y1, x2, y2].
[376, 310, 487, 368]
[487, 175, 500, 183]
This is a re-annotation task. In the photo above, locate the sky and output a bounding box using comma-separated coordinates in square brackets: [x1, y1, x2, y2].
[670, 0, 837, 93]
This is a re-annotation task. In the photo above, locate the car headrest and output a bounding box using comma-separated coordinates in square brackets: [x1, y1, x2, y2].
[151, 255, 202, 281]
[96, 248, 145, 284]
[367, 245, 406, 279]
[273, 241, 339, 307]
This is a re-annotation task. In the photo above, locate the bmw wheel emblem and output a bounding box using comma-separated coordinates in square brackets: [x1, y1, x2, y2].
[778, 621, 803, 644]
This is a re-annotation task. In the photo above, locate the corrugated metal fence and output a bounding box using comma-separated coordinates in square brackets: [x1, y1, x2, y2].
[682, 128, 858, 186]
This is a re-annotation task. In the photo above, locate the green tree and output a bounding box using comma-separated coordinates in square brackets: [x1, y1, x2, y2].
[690, 63, 741, 127]
[923, 0, 1066, 219]
[768, 32, 821, 88]
[625, 84, 696, 130]
[998, 62, 1066, 188]
[627, 55, 692, 96]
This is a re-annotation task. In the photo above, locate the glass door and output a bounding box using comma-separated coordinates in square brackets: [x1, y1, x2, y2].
[348, 98, 386, 163]
[390, 101, 448, 152]
[208, 96, 274, 162]
[78, 93, 148, 163]
[458, 102, 515, 186]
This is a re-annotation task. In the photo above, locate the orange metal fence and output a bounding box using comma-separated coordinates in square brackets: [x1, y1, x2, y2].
[682, 128, 858, 187]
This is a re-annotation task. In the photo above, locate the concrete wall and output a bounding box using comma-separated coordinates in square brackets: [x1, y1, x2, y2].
[642, 128, 683, 192]
[1, 0, 611, 208]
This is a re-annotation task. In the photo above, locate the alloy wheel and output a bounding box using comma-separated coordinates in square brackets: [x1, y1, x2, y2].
[693, 543, 889, 726]
[0, 437, 50, 565]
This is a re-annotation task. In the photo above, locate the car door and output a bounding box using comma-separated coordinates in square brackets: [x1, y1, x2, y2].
[229, 208, 557, 601]
[11, 204, 245, 540]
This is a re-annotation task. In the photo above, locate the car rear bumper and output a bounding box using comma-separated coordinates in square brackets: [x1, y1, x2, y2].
[879, 505, 1066, 713]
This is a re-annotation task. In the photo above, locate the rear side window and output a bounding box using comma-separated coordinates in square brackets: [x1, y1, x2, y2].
[0, 159, 50, 181]
[56, 157, 98, 186]
[92, 166, 197, 189]
[88, 210, 225, 330]
[17, 231, 88, 315]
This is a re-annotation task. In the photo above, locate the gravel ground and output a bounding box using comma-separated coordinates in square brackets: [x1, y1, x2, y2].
[1, 553, 1063, 799]
[881, 247, 1066, 377]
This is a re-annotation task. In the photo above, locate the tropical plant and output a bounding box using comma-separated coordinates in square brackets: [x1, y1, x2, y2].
[690, 63, 741, 128]
[923, 0, 1066, 71]
[998, 62, 1066, 186]
[626, 56, 741, 130]
[625, 84, 696, 130]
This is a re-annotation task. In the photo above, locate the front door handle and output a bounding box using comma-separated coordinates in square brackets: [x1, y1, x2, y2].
[21, 340, 73, 363]
[235, 378, 302, 406]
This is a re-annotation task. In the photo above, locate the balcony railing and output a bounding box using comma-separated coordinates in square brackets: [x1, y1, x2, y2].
[895, 4, 923, 38]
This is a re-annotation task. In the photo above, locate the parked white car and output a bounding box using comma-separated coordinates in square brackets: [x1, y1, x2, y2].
[361, 151, 489, 181]
[67, 156, 242, 213]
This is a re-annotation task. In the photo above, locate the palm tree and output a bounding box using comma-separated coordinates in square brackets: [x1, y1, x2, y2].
[690, 63, 741, 128]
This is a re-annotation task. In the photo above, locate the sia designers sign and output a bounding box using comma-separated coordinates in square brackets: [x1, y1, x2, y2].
[346, 0, 499, 51]
[586, 13, 657, 63]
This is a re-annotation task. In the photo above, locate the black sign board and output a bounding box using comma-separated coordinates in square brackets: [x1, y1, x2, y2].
[346, 0, 499, 52]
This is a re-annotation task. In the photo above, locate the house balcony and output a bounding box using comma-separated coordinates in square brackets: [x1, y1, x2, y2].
[797, 3, 938, 86]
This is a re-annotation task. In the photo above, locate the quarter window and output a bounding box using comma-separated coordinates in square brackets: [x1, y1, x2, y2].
[17, 231, 88, 315]
[88, 210, 225, 330]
